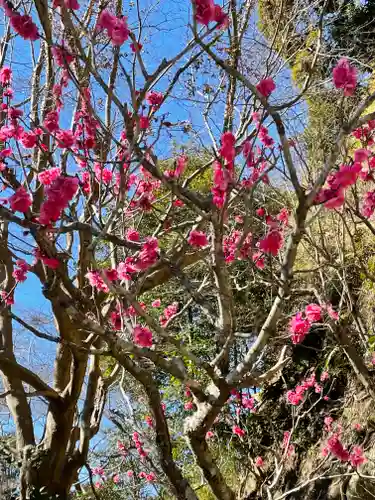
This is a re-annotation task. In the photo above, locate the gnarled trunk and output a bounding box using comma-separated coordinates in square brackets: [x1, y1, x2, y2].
[20, 446, 80, 499]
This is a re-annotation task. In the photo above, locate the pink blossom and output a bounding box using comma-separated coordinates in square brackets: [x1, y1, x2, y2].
[110, 310, 122, 330]
[146, 472, 156, 482]
[64, 0, 80, 9]
[38, 253, 60, 269]
[175, 155, 188, 177]
[305, 303, 322, 323]
[212, 4, 228, 27]
[223, 230, 252, 262]
[12, 259, 29, 283]
[117, 259, 137, 280]
[95, 164, 112, 184]
[56, 129, 75, 149]
[117, 441, 126, 453]
[184, 401, 194, 410]
[230, 389, 241, 399]
[333, 58, 357, 96]
[0, 67, 12, 85]
[1, 291, 14, 305]
[97, 10, 129, 46]
[20, 131, 37, 148]
[139, 116, 150, 130]
[134, 237, 159, 271]
[324, 416, 333, 432]
[354, 148, 370, 163]
[258, 127, 271, 145]
[8, 106, 23, 119]
[92, 467, 105, 476]
[38, 168, 61, 186]
[320, 371, 329, 382]
[194, 0, 228, 26]
[126, 470, 134, 477]
[251, 111, 260, 122]
[361, 191, 375, 218]
[184, 389, 191, 399]
[333, 163, 361, 188]
[258, 230, 283, 256]
[242, 397, 255, 410]
[353, 423, 362, 432]
[277, 208, 289, 225]
[110, 17, 130, 45]
[287, 386, 305, 405]
[146, 91, 163, 108]
[350, 445, 366, 467]
[105, 269, 118, 281]
[39, 176, 78, 225]
[130, 41, 143, 52]
[359, 169, 373, 182]
[289, 312, 311, 344]
[133, 325, 153, 347]
[126, 228, 140, 242]
[256, 78, 276, 98]
[113, 474, 120, 484]
[0, 148, 12, 157]
[52, 46, 74, 67]
[283, 431, 291, 448]
[145, 415, 153, 427]
[86, 271, 109, 293]
[326, 303, 339, 320]
[212, 160, 230, 207]
[253, 252, 265, 269]
[206, 431, 214, 439]
[188, 230, 208, 247]
[255, 456, 264, 467]
[160, 302, 179, 326]
[324, 188, 345, 209]
[9, 187, 32, 213]
[43, 111, 59, 133]
[220, 132, 236, 162]
[232, 425, 246, 437]
[97, 9, 115, 30]
[10, 14, 39, 41]
[304, 374, 316, 388]
[152, 299, 161, 308]
[327, 434, 350, 462]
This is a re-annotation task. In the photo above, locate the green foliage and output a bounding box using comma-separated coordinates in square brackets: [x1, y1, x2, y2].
[290, 30, 320, 85]
[330, 0, 375, 65]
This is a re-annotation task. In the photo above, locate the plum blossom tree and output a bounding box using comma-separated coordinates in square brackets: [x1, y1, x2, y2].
[1, 0, 375, 499]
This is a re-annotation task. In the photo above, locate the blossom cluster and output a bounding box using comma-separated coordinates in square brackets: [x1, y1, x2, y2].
[97, 10, 129, 46]
[286, 371, 328, 406]
[289, 303, 338, 344]
[193, 0, 228, 27]
[323, 433, 366, 468]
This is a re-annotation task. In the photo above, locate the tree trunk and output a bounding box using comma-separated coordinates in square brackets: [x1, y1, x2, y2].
[188, 434, 235, 500]
[20, 447, 78, 499]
